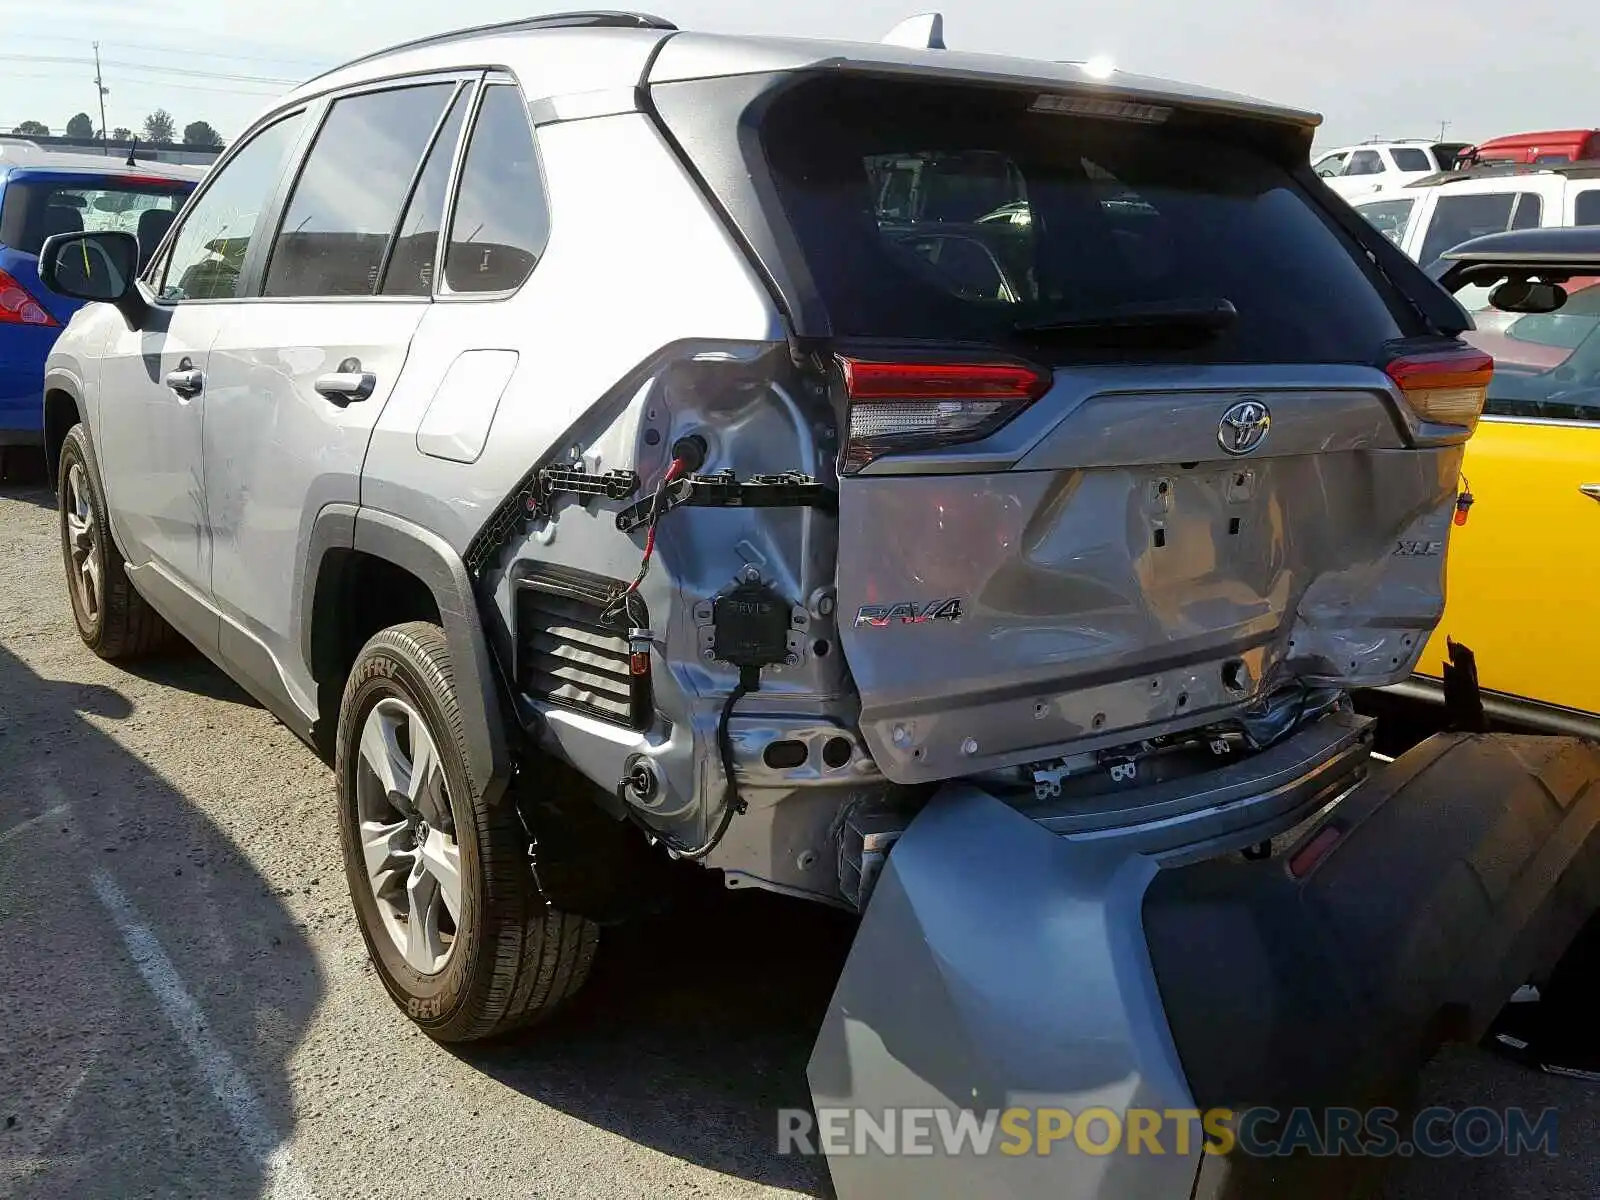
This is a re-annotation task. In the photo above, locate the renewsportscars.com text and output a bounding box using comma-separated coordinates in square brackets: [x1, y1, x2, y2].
[779, 1105, 1559, 1159]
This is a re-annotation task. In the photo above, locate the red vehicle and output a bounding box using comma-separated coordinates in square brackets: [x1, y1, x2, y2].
[1460, 129, 1600, 166]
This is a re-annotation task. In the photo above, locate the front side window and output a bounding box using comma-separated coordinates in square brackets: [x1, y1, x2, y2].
[159, 113, 304, 302]
[1313, 153, 1347, 178]
[1355, 198, 1416, 246]
[443, 85, 549, 294]
[263, 83, 456, 298]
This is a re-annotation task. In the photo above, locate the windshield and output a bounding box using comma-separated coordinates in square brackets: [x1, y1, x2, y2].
[754, 77, 1417, 364]
[1461, 279, 1600, 421]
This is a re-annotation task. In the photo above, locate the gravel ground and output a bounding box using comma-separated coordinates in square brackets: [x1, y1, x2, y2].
[0, 474, 1595, 1199]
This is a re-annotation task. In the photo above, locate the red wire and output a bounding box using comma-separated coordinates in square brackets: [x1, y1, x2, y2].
[627, 457, 687, 594]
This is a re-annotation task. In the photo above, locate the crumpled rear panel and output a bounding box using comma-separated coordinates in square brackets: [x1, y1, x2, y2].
[838, 381, 1461, 785]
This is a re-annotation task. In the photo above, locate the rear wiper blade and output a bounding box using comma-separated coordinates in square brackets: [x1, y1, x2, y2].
[1014, 297, 1238, 335]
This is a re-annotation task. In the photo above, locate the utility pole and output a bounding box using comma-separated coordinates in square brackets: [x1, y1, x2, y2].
[93, 41, 110, 153]
[1437, 119, 1452, 142]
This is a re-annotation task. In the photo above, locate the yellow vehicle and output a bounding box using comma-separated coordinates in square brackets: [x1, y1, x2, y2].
[1394, 228, 1600, 733]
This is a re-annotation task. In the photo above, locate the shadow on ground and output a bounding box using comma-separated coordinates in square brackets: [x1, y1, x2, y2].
[462, 878, 858, 1197]
[0, 641, 320, 1199]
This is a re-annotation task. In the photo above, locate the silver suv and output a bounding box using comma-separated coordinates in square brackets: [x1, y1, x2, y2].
[37, 14, 1600, 1196]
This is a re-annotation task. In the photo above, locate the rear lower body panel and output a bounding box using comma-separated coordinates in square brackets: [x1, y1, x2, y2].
[809, 730, 1600, 1199]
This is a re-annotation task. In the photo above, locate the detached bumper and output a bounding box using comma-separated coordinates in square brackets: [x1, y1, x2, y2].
[808, 732, 1600, 1200]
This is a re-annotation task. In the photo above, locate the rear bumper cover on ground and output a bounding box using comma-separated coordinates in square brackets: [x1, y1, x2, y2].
[809, 730, 1600, 1199]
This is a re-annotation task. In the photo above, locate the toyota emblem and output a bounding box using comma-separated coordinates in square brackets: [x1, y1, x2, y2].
[1217, 400, 1271, 456]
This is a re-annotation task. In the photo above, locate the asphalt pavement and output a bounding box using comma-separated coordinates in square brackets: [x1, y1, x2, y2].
[0, 474, 1596, 1199]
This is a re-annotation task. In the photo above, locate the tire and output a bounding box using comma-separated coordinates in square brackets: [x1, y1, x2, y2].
[335, 621, 599, 1042]
[57, 424, 175, 659]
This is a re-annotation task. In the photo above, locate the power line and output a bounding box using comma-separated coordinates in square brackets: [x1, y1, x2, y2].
[0, 53, 300, 86]
[6, 31, 330, 68]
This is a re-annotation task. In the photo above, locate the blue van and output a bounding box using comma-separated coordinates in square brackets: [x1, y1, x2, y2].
[0, 150, 200, 462]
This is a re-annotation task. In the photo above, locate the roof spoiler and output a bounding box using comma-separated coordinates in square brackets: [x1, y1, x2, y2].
[881, 11, 946, 49]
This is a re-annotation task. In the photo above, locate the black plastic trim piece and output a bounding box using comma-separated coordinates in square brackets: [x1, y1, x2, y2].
[1379, 676, 1600, 739]
[614, 469, 834, 532]
[353, 509, 510, 803]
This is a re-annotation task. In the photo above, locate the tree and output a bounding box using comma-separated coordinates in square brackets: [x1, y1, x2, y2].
[11, 120, 48, 136]
[111, 127, 133, 141]
[182, 120, 223, 149]
[142, 109, 176, 146]
[65, 112, 95, 139]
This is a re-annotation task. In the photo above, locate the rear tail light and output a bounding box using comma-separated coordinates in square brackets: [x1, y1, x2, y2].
[1386, 348, 1493, 429]
[0, 269, 59, 327]
[837, 356, 1052, 473]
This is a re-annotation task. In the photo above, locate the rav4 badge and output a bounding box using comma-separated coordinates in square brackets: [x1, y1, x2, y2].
[854, 599, 964, 628]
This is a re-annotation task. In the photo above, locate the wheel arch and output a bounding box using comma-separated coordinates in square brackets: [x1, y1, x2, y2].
[301, 505, 510, 802]
[42, 379, 84, 489]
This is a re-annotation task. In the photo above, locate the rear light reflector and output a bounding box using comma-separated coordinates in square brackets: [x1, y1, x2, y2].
[1386, 348, 1493, 430]
[1288, 824, 1343, 879]
[837, 357, 1051, 472]
[0, 269, 59, 327]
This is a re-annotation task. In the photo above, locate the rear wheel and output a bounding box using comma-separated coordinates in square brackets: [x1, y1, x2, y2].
[335, 621, 599, 1041]
[56, 424, 174, 659]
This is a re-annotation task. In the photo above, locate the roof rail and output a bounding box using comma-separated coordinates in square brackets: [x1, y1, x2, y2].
[307, 12, 676, 82]
[1408, 158, 1600, 188]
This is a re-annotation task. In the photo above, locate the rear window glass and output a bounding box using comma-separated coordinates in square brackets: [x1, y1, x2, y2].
[0, 178, 189, 256]
[756, 78, 1414, 364]
[1461, 280, 1600, 423]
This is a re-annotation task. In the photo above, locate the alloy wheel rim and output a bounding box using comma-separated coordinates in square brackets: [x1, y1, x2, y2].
[355, 696, 462, 975]
[64, 463, 101, 624]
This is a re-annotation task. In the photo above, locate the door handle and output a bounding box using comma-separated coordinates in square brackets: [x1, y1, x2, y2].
[165, 359, 202, 397]
[314, 371, 376, 406]
[1581, 483, 1600, 502]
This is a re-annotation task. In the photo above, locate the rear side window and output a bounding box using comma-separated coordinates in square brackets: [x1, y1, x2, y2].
[754, 78, 1415, 364]
[443, 85, 548, 294]
[0, 178, 189, 257]
[1418, 192, 1540, 265]
[1575, 190, 1600, 226]
[1391, 148, 1432, 172]
[263, 83, 455, 298]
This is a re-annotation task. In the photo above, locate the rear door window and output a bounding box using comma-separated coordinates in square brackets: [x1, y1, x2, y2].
[1345, 150, 1384, 176]
[380, 86, 470, 297]
[263, 82, 455, 298]
[1391, 147, 1432, 172]
[754, 78, 1416, 364]
[1417, 191, 1542, 265]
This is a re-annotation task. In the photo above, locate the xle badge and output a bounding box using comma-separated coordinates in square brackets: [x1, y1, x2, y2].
[854, 599, 964, 628]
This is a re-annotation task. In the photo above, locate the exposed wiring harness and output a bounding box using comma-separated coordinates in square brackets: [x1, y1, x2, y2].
[603, 454, 686, 629]
[607, 453, 753, 861]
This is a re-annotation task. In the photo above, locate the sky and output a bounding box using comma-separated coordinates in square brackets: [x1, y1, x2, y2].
[0, 0, 1594, 150]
